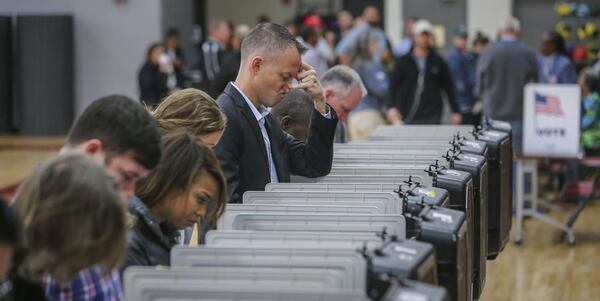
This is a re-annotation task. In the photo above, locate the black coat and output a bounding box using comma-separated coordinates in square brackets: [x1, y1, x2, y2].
[214, 83, 338, 203]
[389, 51, 460, 124]
[210, 49, 241, 98]
[121, 197, 180, 272]
[2, 249, 46, 301]
[138, 62, 169, 106]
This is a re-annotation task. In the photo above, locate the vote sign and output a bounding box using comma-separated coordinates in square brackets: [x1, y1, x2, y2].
[523, 84, 581, 158]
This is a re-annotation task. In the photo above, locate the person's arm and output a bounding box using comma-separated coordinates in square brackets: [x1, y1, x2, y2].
[295, 63, 327, 114]
[467, 56, 477, 99]
[527, 51, 539, 83]
[375, 29, 390, 62]
[335, 23, 369, 56]
[389, 59, 403, 110]
[447, 54, 467, 100]
[440, 59, 462, 124]
[474, 52, 490, 100]
[387, 59, 403, 123]
[582, 97, 599, 130]
[560, 58, 577, 84]
[213, 102, 243, 203]
[287, 63, 338, 177]
[287, 106, 338, 177]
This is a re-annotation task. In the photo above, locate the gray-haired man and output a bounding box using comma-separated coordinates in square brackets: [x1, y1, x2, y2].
[321, 65, 367, 142]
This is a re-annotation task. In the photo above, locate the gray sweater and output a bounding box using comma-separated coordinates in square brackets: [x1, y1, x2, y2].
[476, 40, 538, 120]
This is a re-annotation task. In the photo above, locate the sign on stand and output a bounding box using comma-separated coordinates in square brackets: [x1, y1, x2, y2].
[523, 84, 581, 158]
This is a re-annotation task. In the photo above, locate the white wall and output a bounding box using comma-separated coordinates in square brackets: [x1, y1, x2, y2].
[467, 0, 512, 40]
[384, 0, 402, 46]
[0, 0, 162, 115]
[162, 0, 196, 69]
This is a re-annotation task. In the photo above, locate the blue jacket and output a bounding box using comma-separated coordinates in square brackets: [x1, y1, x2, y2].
[537, 53, 577, 84]
[354, 60, 391, 112]
[447, 47, 476, 113]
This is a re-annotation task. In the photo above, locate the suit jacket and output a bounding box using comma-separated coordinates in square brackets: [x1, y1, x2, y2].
[214, 83, 338, 203]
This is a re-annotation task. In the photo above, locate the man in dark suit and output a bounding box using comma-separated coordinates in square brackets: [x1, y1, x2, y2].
[214, 23, 338, 203]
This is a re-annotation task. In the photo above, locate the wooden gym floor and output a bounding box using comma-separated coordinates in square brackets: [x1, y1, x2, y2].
[1, 135, 599, 301]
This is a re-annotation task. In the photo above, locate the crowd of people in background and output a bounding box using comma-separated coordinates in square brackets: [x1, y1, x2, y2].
[2, 5, 600, 301]
[137, 5, 600, 150]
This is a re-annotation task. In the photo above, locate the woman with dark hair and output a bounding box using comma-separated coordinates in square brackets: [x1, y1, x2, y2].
[121, 131, 228, 271]
[538, 31, 577, 84]
[472, 31, 490, 57]
[138, 43, 170, 108]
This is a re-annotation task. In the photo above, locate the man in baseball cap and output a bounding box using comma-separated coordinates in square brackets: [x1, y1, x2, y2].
[388, 19, 463, 125]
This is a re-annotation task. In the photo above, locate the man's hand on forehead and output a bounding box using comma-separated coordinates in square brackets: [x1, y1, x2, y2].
[292, 63, 326, 114]
[296, 63, 317, 81]
[294, 63, 318, 89]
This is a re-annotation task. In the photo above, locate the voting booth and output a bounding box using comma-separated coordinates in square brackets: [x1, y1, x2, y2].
[122, 122, 520, 301]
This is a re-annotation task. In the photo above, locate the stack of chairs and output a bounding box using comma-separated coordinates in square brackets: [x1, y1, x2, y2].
[123, 121, 514, 301]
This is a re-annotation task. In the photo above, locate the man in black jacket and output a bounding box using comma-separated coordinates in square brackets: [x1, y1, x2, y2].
[389, 19, 462, 125]
[214, 23, 338, 203]
[198, 19, 231, 91]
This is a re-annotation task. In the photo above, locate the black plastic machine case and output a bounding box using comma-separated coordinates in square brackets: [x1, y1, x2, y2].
[474, 128, 512, 259]
[401, 192, 470, 301]
[365, 238, 437, 300]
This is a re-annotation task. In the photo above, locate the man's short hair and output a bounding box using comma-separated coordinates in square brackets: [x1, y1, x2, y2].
[321, 65, 367, 98]
[240, 23, 307, 60]
[66, 95, 162, 169]
[271, 89, 313, 121]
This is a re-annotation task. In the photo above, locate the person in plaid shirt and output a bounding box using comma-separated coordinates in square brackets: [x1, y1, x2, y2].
[13, 155, 128, 301]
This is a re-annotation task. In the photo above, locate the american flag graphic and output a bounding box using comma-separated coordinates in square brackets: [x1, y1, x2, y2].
[535, 92, 563, 116]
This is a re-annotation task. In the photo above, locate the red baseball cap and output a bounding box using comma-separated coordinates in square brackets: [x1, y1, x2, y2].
[303, 14, 324, 28]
